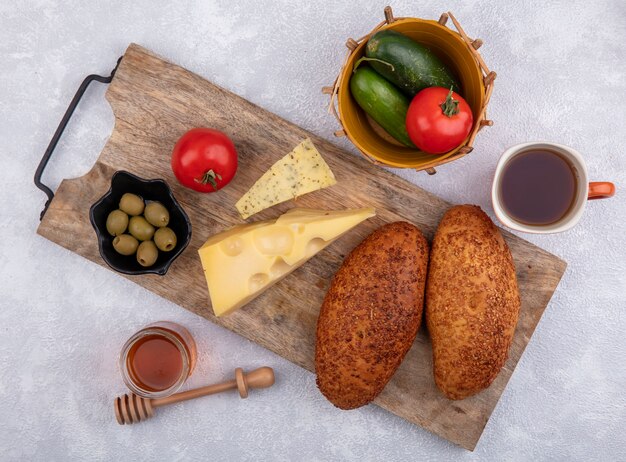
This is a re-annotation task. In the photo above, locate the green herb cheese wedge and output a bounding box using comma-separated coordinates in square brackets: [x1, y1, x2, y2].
[350, 66, 415, 147]
[365, 30, 461, 97]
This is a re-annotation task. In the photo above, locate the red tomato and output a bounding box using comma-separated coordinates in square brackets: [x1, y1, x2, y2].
[406, 87, 473, 154]
[171, 128, 237, 192]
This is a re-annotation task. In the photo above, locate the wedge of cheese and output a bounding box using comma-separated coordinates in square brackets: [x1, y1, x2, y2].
[235, 138, 336, 219]
[199, 207, 375, 316]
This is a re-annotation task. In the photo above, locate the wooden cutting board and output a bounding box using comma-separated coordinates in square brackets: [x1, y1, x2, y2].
[37, 43, 566, 450]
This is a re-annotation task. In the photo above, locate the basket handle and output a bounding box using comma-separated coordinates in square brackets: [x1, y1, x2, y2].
[384, 6, 396, 23]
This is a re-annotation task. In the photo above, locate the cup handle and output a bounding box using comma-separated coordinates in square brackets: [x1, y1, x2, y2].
[588, 182, 615, 200]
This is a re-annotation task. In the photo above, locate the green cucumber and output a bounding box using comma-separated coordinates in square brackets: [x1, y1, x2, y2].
[350, 66, 415, 147]
[365, 30, 461, 97]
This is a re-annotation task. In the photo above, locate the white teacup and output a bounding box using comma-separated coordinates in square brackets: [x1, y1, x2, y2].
[491, 142, 615, 234]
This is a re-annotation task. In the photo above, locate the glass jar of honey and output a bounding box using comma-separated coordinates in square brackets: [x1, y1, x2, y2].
[119, 321, 197, 398]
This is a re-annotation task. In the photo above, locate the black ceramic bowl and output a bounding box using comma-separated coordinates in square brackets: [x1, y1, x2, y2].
[89, 171, 192, 276]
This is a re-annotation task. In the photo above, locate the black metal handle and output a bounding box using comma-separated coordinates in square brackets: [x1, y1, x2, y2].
[34, 56, 123, 220]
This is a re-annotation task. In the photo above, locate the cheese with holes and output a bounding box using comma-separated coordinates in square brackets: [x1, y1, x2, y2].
[235, 138, 337, 219]
[199, 207, 375, 316]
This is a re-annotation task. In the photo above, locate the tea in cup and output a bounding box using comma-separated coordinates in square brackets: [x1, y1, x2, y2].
[491, 142, 615, 233]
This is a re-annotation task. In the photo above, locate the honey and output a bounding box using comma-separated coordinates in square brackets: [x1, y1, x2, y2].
[128, 335, 183, 391]
[120, 321, 197, 398]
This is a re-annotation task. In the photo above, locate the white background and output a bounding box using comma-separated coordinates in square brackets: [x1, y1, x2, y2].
[1, 0, 624, 460]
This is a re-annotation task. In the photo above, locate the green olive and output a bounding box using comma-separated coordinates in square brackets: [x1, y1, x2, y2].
[154, 227, 177, 252]
[144, 202, 170, 227]
[137, 240, 158, 267]
[128, 216, 155, 241]
[119, 193, 145, 216]
[112, 234, 139, 256]
[106, 209, 129, 236]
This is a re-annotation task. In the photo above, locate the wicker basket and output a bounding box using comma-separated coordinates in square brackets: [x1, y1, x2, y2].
[323, 7, 496, 174]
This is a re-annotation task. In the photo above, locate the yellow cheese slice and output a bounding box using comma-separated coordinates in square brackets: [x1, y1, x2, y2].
[199, 207, 375, 316]
[235, 138, 337, 219]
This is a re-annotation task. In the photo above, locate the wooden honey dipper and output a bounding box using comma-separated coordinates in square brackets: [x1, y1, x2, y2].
[114, 366, 275, 425]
